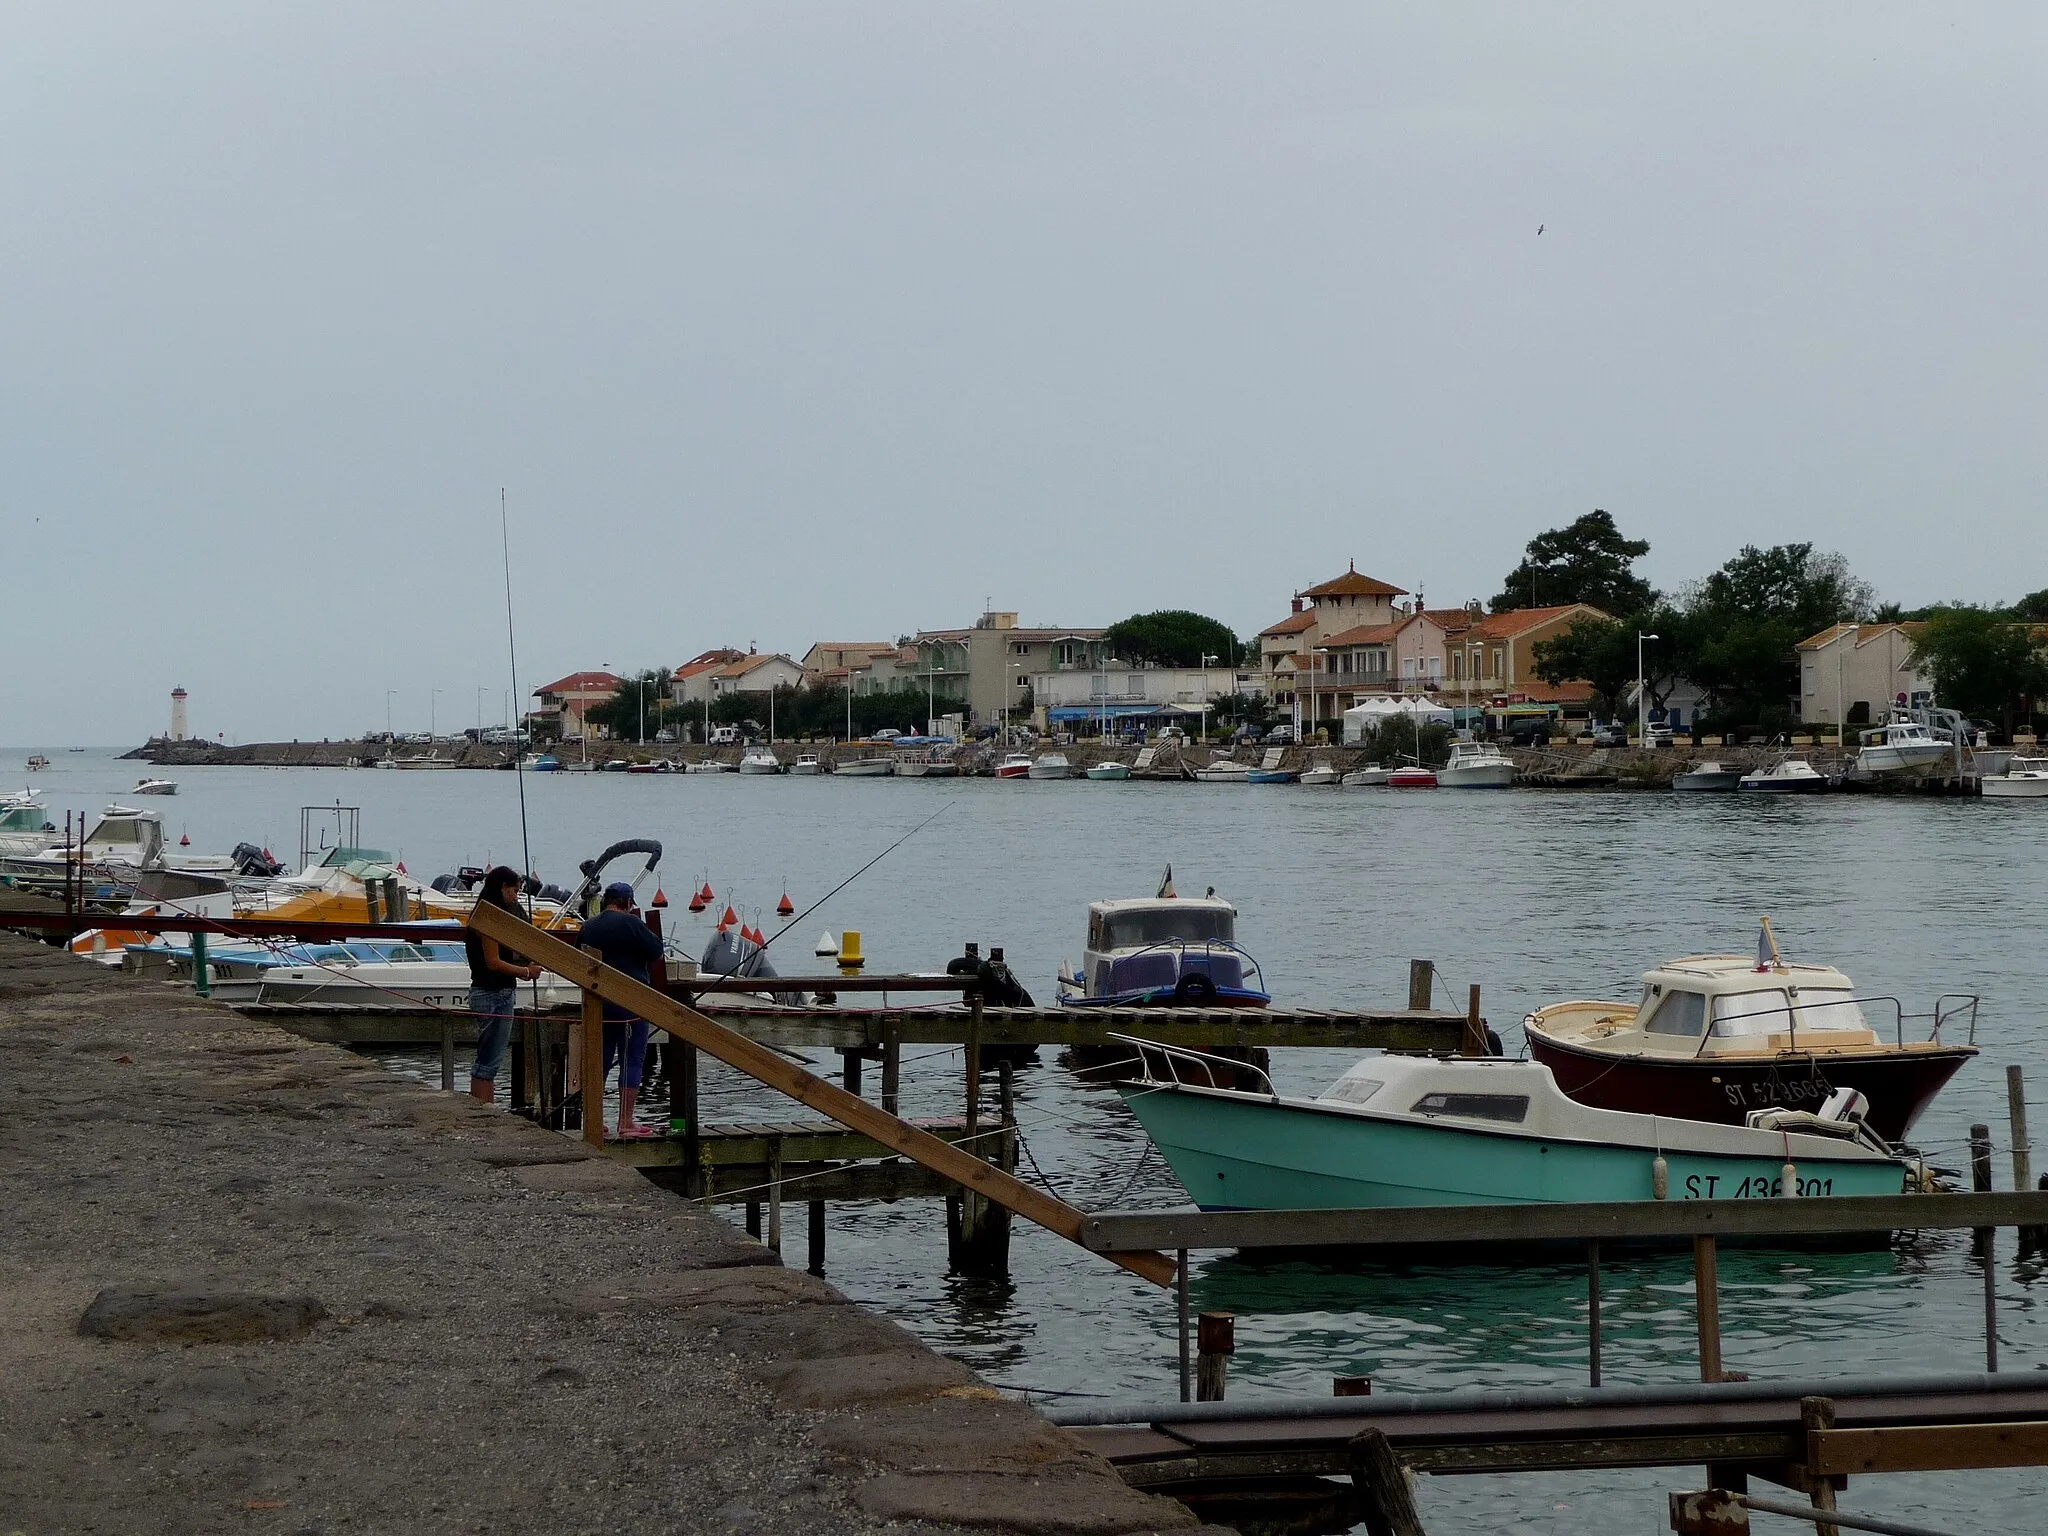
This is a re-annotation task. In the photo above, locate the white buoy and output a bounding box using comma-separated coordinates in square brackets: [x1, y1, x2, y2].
[1652, 1154, 1669, 1200]
[814, 930, 838, 960]
[1781, 1161, 1799, 1197]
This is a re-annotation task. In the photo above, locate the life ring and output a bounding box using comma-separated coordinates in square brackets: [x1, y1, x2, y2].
[1175, 973, 1218, 1005]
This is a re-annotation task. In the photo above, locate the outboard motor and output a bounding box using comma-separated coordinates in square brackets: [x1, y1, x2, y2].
[976, 946, 1034, 1008]
[1820, 1086, 1870, 1124]
[430, 873, 461, 895]
[231, 842, 284, 878]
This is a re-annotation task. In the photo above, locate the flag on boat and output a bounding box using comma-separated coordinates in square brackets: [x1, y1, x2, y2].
[1157, 864, 1176, 900]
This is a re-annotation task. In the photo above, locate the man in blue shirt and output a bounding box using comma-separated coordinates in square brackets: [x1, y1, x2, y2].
[579, 882, 666, 1138]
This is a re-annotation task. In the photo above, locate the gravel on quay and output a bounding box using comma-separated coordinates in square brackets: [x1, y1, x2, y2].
[0, 932, 1205, 1535]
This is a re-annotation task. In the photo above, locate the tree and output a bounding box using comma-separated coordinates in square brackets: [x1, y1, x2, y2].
[586, 670, 670, 742]
[1681, 544, 1875, 732]
[1493, 510, 1654, 614]
[1102, 610, 1246, 668]
[1908, 607, 2048, 738]
[2008, 589, 2048, 622]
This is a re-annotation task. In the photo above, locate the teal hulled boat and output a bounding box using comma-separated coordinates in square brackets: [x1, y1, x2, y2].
[1114, 1039, 1914, 1211]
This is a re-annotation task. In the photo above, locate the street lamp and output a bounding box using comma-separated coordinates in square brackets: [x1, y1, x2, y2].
[475, 686, 487, 735]
[430, 688, 442, 741]
[1636, 633, 1660, 742]
[385, 690, 396, 740]
[1200, 653, 1218, 742]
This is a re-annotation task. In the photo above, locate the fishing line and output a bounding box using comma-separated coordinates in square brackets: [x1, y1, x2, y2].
[499, 488, 535, 904]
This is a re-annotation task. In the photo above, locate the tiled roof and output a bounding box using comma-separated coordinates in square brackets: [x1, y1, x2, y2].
[1512, 680, 1599, 705]
[1259, 611, 1318, 637]
[534, 670, 621, 695]
[1426, 608, 1479, 633]
[1796, 623, 1859, 651]
[715, 653, 794, 679]
[1302, 565, 1406, 600]
[1318, 620, 1408, 648]
[1471, 604, 1607, 640]
[674, 650, 744, 680]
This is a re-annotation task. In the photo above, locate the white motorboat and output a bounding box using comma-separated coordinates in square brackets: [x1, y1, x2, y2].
[1855, 716, 1952, 775]
[133, 778, 178, 796]
[836, 755, 896, 777]
[0, 791, 61, 858]
[738, 750, 782, 775]
[4, 806, 243, 879]
[1028, 752, 1074, 780]
[1192, 757, 1250, 783]
[192, 938, 578, 1010]
[789, 754, 823, 776]
[1738, 756, 1830, 794]
[1057, 893, 1270, 1008]
[1673, 761, 1744, 792]
[895, 746, 960, 778]
[1298, 762, 1339, 787]
[1435, 741, 1515, 788]
[1982, 757, 2048, 799]
[26, 755, 50, 771]
[1341, 766, 1391, 787]
[1086, 760, 1132, 781]
[684, 759, 732, 774]
[993, 753, 1033, 779]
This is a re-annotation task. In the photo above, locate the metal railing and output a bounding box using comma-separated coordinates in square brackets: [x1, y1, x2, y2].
[1110, 1032, 1279, 1100]
[1680, 992, 1980, 1057]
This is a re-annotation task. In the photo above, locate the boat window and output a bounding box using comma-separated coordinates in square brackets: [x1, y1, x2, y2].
[1101, 908, 1235, 948]
[94, 819, 149, 845]
[1789, 988, 1869, 1033]
[1408, 1091, 1530, 1123]
[1711, 989, 1791, 1037]
[1645, 990, 1708, 1037]
[1323, 1076, 1384, 1106]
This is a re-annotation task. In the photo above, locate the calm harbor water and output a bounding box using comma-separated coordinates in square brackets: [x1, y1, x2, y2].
[19, 746, 2048, 1532]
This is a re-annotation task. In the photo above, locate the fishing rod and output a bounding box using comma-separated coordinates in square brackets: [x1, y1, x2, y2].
[705, 798, 956, 984]
[498, 488, 545, 1023]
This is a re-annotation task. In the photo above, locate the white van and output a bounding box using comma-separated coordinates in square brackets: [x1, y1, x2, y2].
[708, 725, 741, 745]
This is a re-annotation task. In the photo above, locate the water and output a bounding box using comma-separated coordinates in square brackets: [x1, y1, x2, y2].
[18, 746, 2048, 1531]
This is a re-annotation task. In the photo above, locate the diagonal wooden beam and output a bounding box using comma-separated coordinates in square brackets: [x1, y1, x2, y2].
[470, 901, 1176, 1288]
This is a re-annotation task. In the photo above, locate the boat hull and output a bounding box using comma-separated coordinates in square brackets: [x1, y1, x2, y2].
[1120, 1083, 1910, 1211]
[1857, 746, 1951, 774]
[1738, 776, 1828, 794]
[1387, 769, 1437, 789]
[1085, 764, 1131, 780]
[1436, 765, 1513, 788]
[1525, 1031, 1973, 1141]
[1981, 776, 2048, 798]
[837, 761, 895, 777]
[1245, 770, 1298, 784]
[1341, 768, 1390, 787]
[1673, 771, 1743, 791]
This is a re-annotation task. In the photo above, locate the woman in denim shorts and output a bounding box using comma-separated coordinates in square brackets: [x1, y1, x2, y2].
[464, 866, 541, 1102]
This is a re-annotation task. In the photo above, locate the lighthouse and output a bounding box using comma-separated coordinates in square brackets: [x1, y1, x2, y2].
[170, 688, 189, 743]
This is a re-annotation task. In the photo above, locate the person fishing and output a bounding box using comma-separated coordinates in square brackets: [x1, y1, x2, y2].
[465, 865, 542, 1103]
[578, 881, 665, 1139]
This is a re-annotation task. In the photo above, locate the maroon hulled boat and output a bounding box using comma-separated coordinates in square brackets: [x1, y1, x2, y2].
[1523, 949, 1976, 1143]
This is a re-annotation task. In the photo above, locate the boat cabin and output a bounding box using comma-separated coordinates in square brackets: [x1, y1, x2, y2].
[0, 800, 50, 837]
[1066, 896, 1267, 1005]
[1545, 954, 1880, 1056]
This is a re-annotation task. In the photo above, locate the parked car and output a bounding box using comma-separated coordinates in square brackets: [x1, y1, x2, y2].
[654, 728, 676, 743]
[1264, 725, 1297, 745]
[1506, 719, 1551, 748]
[708, 725, 741, 745]
[1589, 723, 1629, 747]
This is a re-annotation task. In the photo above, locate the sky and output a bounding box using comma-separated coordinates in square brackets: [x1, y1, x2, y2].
[4, 4, 2045, 745]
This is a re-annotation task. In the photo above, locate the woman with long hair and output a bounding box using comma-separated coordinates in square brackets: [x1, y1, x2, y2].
[465, 865, 541, 1102]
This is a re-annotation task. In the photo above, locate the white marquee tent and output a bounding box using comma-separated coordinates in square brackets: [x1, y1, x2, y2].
[1342, 696, 1455, 745]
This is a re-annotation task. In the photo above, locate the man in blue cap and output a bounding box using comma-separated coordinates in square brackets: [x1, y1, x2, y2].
[578, 881, 665, 1138]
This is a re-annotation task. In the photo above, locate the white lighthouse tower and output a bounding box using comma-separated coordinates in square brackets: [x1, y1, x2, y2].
[170, 688, 189, 743]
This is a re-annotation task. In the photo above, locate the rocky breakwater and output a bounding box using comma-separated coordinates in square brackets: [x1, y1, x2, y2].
[0, 933, 1199, 1534]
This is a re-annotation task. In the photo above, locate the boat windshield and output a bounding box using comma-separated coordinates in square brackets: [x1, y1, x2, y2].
[1789, 988, 1870, 1033]
[1711, 989, 1790, 1036]
[1099, 907, 1235, 949]
[1645, 989, 1708, 1037]
[0, 806, 43, 833]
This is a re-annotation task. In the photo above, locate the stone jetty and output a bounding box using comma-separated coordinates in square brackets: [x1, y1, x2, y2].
[0, 933, 1200, 1534]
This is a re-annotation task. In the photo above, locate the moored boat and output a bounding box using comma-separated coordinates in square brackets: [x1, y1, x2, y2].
[1056, 891, 1269, 1009]
[1028, 752, 1074, 780]
[1855, 715, 1951, 775]
[1085, 760, 1132, 781]
[1522, 932, 1976, 1141]
[1387, 765, 1438, 788]
[836, 755, 896, 777]
[992, 753, 1033, 779]
[0, 791, 61, 858]
[1341, 766, 1391, 787]
[684, 759, 732, 774]
[1738, 756, 1829, 793]
[1673, 760, 1743, 792]
[789, 753, 823, 776]
[1436, 741, 1515, 788]
[1116, 1037, 1916, 1211]
[1245, 767, 1298, 784]
[1191, 758, 1250, 783]
[1981, 757, 2048, 798]
[738, 749, 782, 775]
[531, 754, 562, 772]
[1298, 762, 1339, 787]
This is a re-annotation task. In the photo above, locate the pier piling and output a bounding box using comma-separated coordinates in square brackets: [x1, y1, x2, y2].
[1694, 1236, 1724, 1383]
[1588, 1239, 1603, 1387]
[1197, 1311, 1234, 1401]
[767, 1139, 784, 1256]
[1408, 959, 1433, 1013]
[2008, 1067, 2031, 1196]
[880, 1022, 901, 1115]
[807, 1198, 826, 1275]
[1348, 1427, 1427, 1536]
[1177, 1251, 1192, 1403]
[580, 945, 605, 1147]
[1799, 1396, 1842, 1536]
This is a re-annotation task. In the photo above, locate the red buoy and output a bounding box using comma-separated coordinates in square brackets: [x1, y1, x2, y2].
[699, 881, 715, 904]
[651, 886, 668, 908]
[179, 832, 190, 847]
[721, 905, 738, 928]
[776, 891, 794, 916]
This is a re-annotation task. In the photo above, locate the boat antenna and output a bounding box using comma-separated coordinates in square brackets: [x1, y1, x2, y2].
[499, 488, 535, 916]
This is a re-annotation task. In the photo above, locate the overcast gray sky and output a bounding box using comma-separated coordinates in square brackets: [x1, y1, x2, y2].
[5, 4, 2044, 744]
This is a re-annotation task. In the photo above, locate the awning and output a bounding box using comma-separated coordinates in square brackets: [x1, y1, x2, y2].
[1046, 703, 1201, 723]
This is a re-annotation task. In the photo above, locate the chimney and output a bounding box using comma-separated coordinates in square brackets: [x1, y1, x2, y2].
[1291, 597, 1303, 614]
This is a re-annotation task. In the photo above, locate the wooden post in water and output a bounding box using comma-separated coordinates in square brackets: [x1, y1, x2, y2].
[1407, 959, 1433, 1013]
[1196, 1311, 1234, 1401]
[1464, 984, 1485, 1056]
[952, 1054, 1013, 1277]
[2009, 1067, 2032, 1197]
[1693, 1235, 1723, 1383]
[880, 1021, 901, 1117]
[191, 930, 210, 999]
[1799, 1396, 1841, 1536]
[511, 1015, 532, 1112]
[1587, 1238, 1603, 1387]
[439, 1012, 454, 1092]
[840, 1048, 863, 1097]
[807, 1198, 826, 1276]
[677, 1042, 701, 1196]
[1176, 1251, 1192, 1404]
[1347, 1427, 1426, 1536]
[767, 1137, 783, 1257]
[581, 944, 606, 1146]
[1333, 1375, 1372, 1397]
[1971, 1123, 1999, 1371]
[745, 1200, 761, 1238]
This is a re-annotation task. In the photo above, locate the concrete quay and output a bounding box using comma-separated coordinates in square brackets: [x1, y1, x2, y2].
[0, 933, 1202, 1535]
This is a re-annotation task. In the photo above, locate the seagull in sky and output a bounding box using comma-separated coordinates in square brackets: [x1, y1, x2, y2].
[1537, 224, 1545, 235]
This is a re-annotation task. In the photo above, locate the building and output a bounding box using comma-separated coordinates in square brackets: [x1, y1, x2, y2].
[1309, 611, 1458, 721]
[1797, 624, 1933, 726]
[672, 649, 747, 706]
[913, 611, 1109, 726]
[530, 671, 623, 739]
[801, 642, 929, 696]
[708, 652, 804, 699]
[1256, 565, 1410, 719]
[1028, 663, 1261, 735]
[1444, 604, 1612, 717]
[169, 688, 188, 743]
